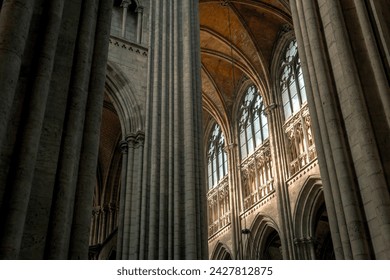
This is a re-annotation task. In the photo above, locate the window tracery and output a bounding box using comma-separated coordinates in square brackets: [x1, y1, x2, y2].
[206, 123, 230, 236]
[238, 85, 273, 211]
[238, 85, 269, 159]
[207, 124, 228, 189]
[280, 39, 316, 176]
[280, 40, 307, 120]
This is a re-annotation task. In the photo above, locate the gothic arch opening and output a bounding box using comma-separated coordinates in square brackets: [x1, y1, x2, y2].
[89, 62, 144, 259]
[210, 242, 233, 260]
[313, 203, 334, 259]
[261, 229, 283, 260]
[244, 215, 282, 260]
[89, 93, 122, 260]
[293, 177, 334, 259]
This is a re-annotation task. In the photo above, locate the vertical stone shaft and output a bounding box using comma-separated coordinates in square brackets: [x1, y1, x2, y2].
[0, 0, 35, 209]
[121, 0, 130, 38]
[140, 0, 206, 259]
[267, 102, 296, 259]
[225, 143, 240, 259]
[296, 0, 372, 259]
[122, 135, 135, 259]
[45, 0, 99, 259]
[129, 133, 145, 259]
[0, 0, 65, 259]
[352, 0, 390, 126]
[69, 0, 113, 260]
[0, 0, 34, 152]
[116, 140, 128, 259]
[136, 6, 143, 44]
[319, 0, 390, 258]
[290, 0, 347, 259]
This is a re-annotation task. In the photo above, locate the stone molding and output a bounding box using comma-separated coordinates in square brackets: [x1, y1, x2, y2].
[109, 35, 148, 57]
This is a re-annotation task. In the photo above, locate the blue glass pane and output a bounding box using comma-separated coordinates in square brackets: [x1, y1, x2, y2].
[241, 144, 247, 159]
[284, 103, 292, 119]
[282, 88, 289, 106]
[298, 70, 307, 103]
[208, 175, 213, 188]
[240, 131, 246, 147]
[292, 92, 300, 113]
[213, 170, 218, 186]
[246, 125, 252, 139]
[224, 153, 228, 175]
[261, 112, 267, 126]
[247, 136, 254, 154]
[255, 130, 262, 145]
[262, 123, 269, 139]
[253, 116, 260, 134]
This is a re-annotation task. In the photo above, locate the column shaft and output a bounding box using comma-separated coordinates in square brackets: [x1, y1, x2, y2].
[68, 0, 113, 260]
[302, 0, 371, 259]
[122, 135, 135, 259]
[319, 0, 390, 258]
[129, 134, 145, 259]
[116, 140, 128, 259]
[140, 0, 206, 259]
[290, 0, 351, 259]
[136, 6, 143, 44]
[0, 0, 34, 151]
[225, 144, 240, 259]
[45, 0, 99, 259]
[0, 0, 65, 259]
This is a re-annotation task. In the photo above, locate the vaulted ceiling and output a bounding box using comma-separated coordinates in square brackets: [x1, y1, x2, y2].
[199, 0, 292, 136]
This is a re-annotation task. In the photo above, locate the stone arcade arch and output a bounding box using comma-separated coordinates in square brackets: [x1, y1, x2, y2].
[244, 215, 282, 260]
[89, 62, 144, 259]
[293, 176, 334, 259]
[210, 242, 233, 260]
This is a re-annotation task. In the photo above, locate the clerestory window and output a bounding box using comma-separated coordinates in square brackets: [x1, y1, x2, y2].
[238, 85, 268, 159]
[280, 39, 307, 120]
[207, 123, 228, 189]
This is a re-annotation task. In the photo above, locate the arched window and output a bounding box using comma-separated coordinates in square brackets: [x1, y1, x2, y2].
[280, 39, 307, 120]
[238, 85, 268, 159]
[207, 123, 228, 189]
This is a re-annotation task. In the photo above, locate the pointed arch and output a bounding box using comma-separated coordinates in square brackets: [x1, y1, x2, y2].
[293, 176, 323, 239]
[243, 214, 282, 259]
[210, 242, 233, 260]
[293, 176, 334, 259]
[105, 61, 144, 136]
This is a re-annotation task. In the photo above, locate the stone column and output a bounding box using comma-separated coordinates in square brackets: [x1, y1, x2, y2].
[289, 1, 346, 259]
[138, 0, 207, 259]
[135, 6, 144, 44]
[116, 139, 128, 259]
[68, 0, 113, 259]
[290, 0, 390, 259]
[128, 132, 145, 258]
[265, 103, 296, 259]
[116, 131, 145, 259]
[0, 0, 65, 259]
[319, 0, 390, 259]
[121, 134, 136, 259]
[120, 0, 131, 38]
[45, 0, 100, 259]
[0, 0, 113, 260]
[224, 143, 240, 259]
[0, 0, 34, 153]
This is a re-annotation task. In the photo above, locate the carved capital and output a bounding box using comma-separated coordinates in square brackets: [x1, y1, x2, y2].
[121, 0, 132, 9]
[223, 142, 237, 153]
[263, 103, 277, 116]
[135, 6, 144, 13]
[120, 140, 128, 154]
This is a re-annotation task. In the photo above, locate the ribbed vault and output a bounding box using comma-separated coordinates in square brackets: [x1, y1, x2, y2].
[200, 0, 292, 133]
